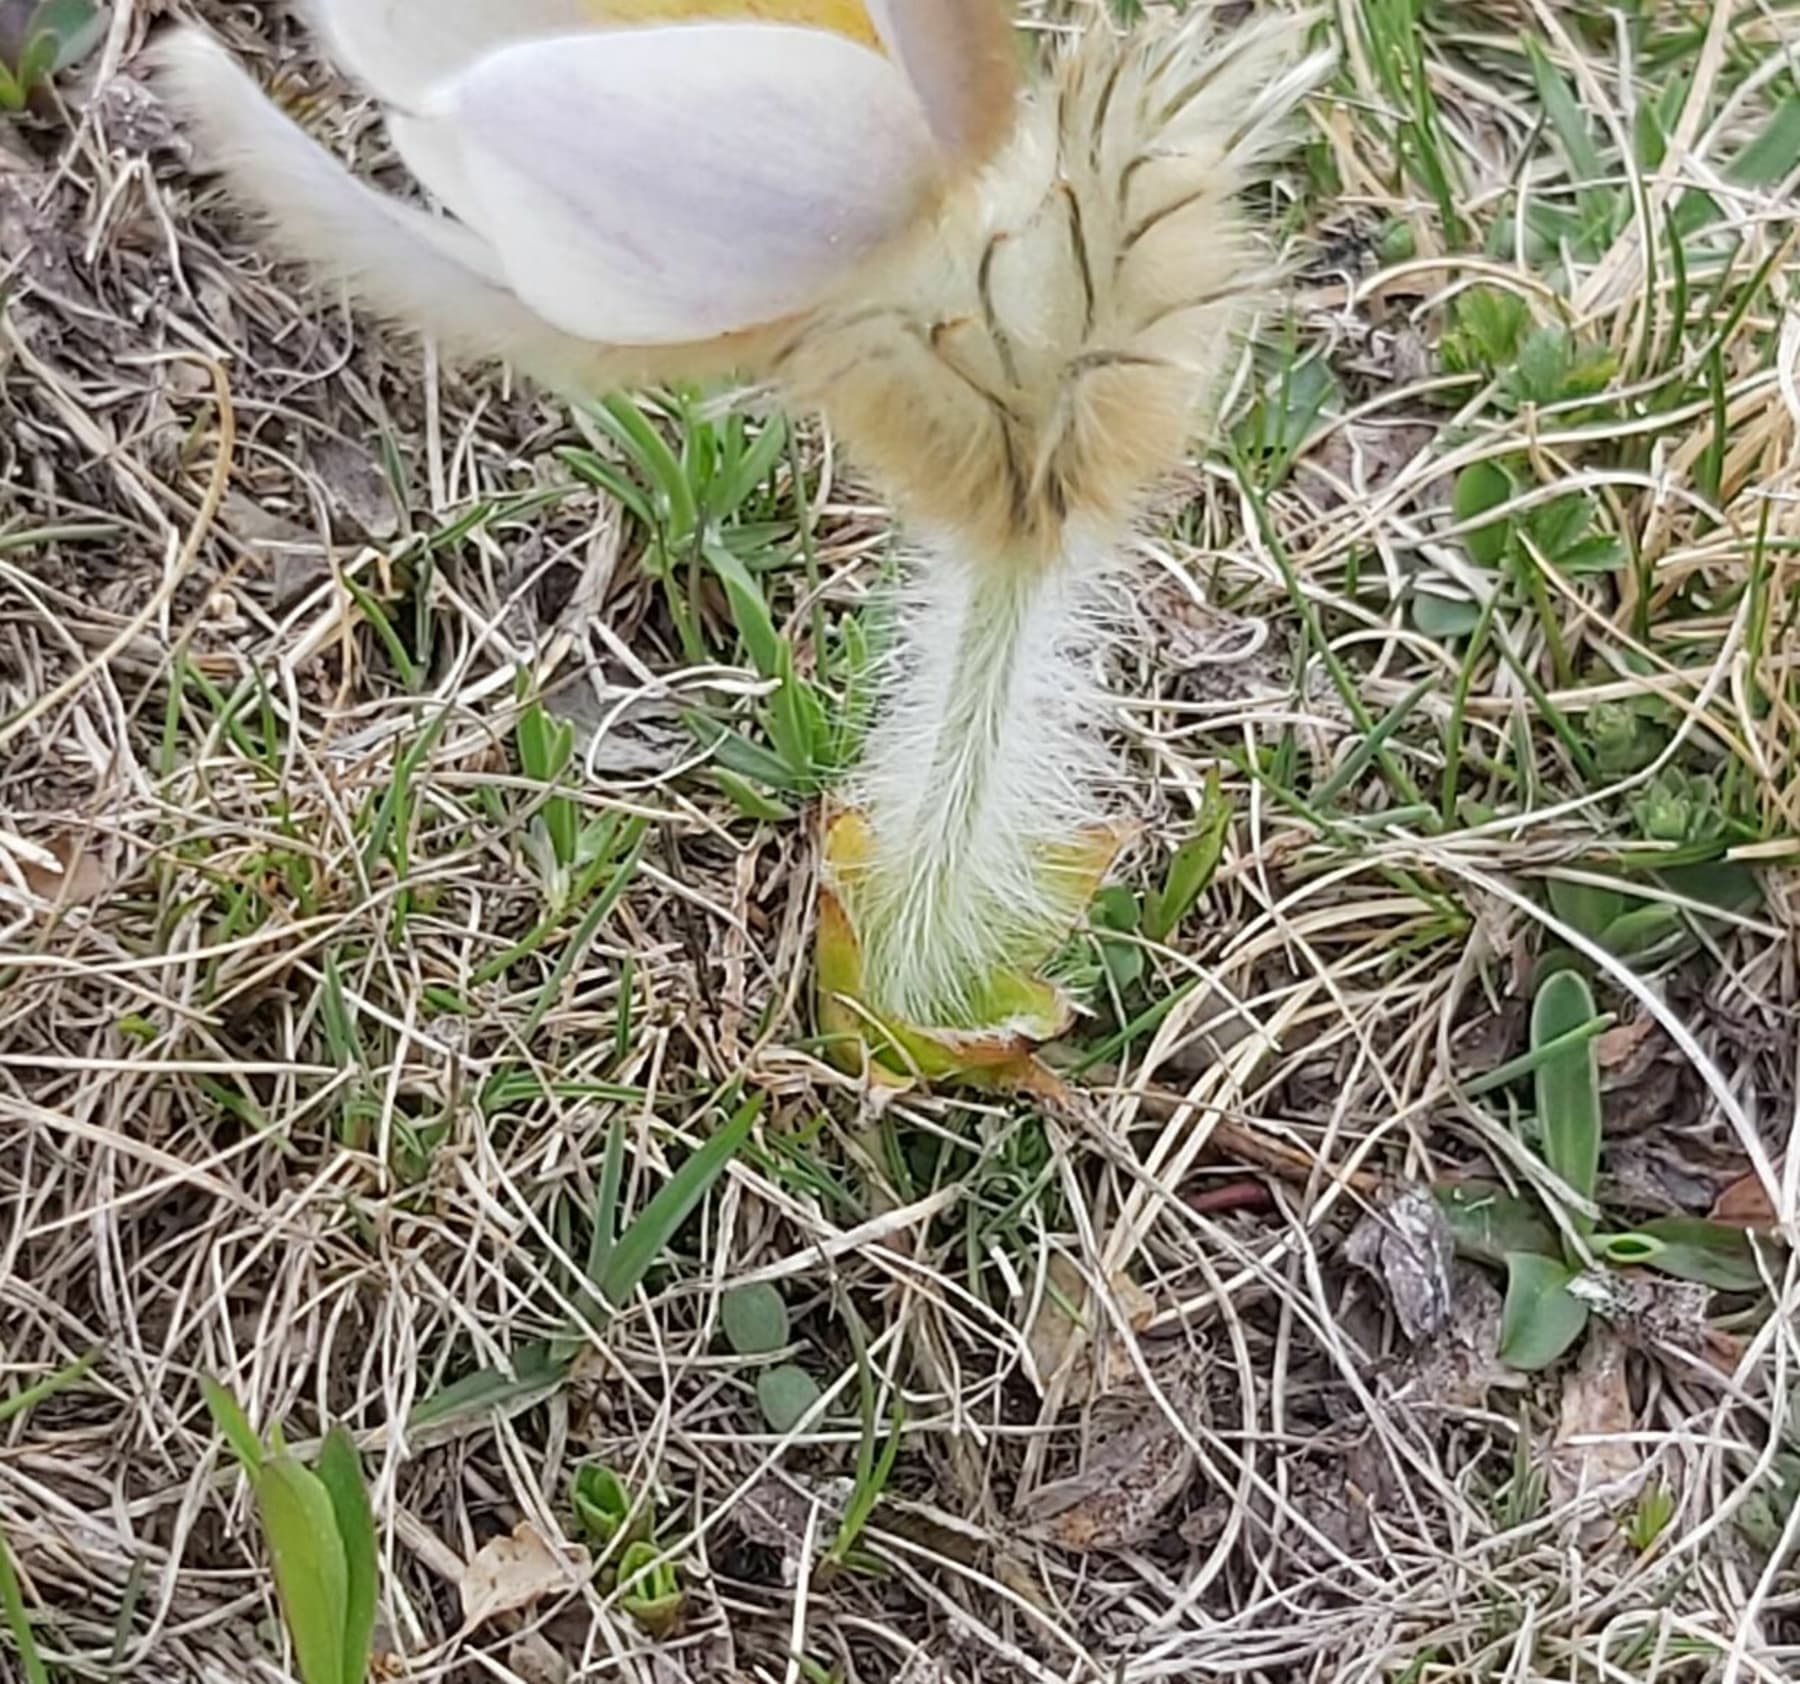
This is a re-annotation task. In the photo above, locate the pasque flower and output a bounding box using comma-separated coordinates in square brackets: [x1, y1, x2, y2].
[162, 2, 1327, 1071]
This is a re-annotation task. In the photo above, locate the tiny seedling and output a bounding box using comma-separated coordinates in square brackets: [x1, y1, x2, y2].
[569, 1464, 650, 1558]
[614, 1542, 683, 1638]
[202, 1382, 377, 1684]
[0, 0, 104, 111]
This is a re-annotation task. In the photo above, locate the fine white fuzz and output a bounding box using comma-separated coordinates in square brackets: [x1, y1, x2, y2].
[852, 525, 1115, 1024]
[790, 13, 1330, 1024]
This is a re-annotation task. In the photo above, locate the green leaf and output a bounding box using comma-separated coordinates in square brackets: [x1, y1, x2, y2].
[1498, 1253, 1590, 1370]
[1546, 876, 1626, 939]
[702, 537, 784, 681]
[710, 768, 794, 823]
[1452, 460, 1514, 566]
[720, 1283, 790, 1357]
[570, 1464, 647, 1552]
[1637, 1217, 1771, 1292]
[27, 0, 102, 73]
[256, 1458, 350, 1684]
[407, 1343, 571, 1434]
[1658, 860, 1761, 916]
[585, 1118, 626, 1296]
[1143, 774, 1231, 942]
[1531, 968, 1603, 1229]
[757, 1365, 823, 1434]
[313, 1430, 377, 1684]
[0, 1348, 98, 1428]
[615, 1541, 684, 1638]
[0, 1519, 49, 1684]
[1435, 1183, 1558, 1266]
[1598, 903, 1688, 966]
[202, 1377, 266, 1477]
[1730, 95, 1800, 186]
[1525, 492, 1593, 558]
[1447, 287, 1531, 372]
[1525, 38, 1606, 187]
[1411, 590, 1485, 639]
[598, 1096, 760, 1308]
[1513, 325, 1575, 405]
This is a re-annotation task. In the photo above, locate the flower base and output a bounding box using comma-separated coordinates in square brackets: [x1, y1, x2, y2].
[815, 808, 1125, 1096]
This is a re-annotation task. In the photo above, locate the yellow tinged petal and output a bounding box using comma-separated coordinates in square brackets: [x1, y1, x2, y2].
[586, 0, 879, 47]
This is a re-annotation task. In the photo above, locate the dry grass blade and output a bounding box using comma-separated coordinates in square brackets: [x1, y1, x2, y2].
[1, 2, 1796, 1681]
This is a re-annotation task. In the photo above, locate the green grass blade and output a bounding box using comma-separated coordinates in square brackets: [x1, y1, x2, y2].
[0, 1520, 50, 1684]
[407, 1342, 570, 1434]
[202, 1377, 266, 1477]
[0, 1348, 97, 1428]
[599, 1095, 761, 1308]
[586, 1117, 626, 1291]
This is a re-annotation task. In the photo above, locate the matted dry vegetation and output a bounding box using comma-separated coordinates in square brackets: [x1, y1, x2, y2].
[2, 2, 1798, 1681]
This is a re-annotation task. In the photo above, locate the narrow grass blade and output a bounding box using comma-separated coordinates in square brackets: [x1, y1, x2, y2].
[599, 1096, 761, 1308]
[0, 1348, 97, 1427]
[202, 1377, 266, 1477]
[408, 1342, 570, 1434]
[0, 1520, 49, 1684]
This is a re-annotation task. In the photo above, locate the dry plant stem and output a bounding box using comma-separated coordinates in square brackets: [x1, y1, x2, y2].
[1130, 1085, 1383, 1198]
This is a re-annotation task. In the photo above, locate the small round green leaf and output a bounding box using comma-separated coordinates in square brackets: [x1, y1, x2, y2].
[1498, 1253, 1590, 1371]
[757, 1365, 822, 1434]
[721, 1284, 790, 1357]
[1452, 460, 1515, 566]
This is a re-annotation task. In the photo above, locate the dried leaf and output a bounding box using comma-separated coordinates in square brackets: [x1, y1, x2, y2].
[506, 1632, 569, 1684]
[1711, 1169, 1779, 1230]
[1017, 1365, 1203, 1551]
[1550, 1330, 1642, 1535]
[1025, 1255, 1154, 1401]
[1387, 1262, 1514, 1410]
[4, 830, 114, 907]
[1346, 1187, 1455, 1342]
[458, 1523, 590, 1629]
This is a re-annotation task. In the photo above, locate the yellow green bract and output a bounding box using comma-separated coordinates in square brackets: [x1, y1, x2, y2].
[817, 810, 1124, 1094]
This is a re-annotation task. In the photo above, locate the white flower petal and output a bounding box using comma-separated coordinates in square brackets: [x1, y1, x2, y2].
[304, 0, 599, 106]
[434, 26, 937, 345]
[865, 0, 1017, 167]
[388, 114, 485, 227]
